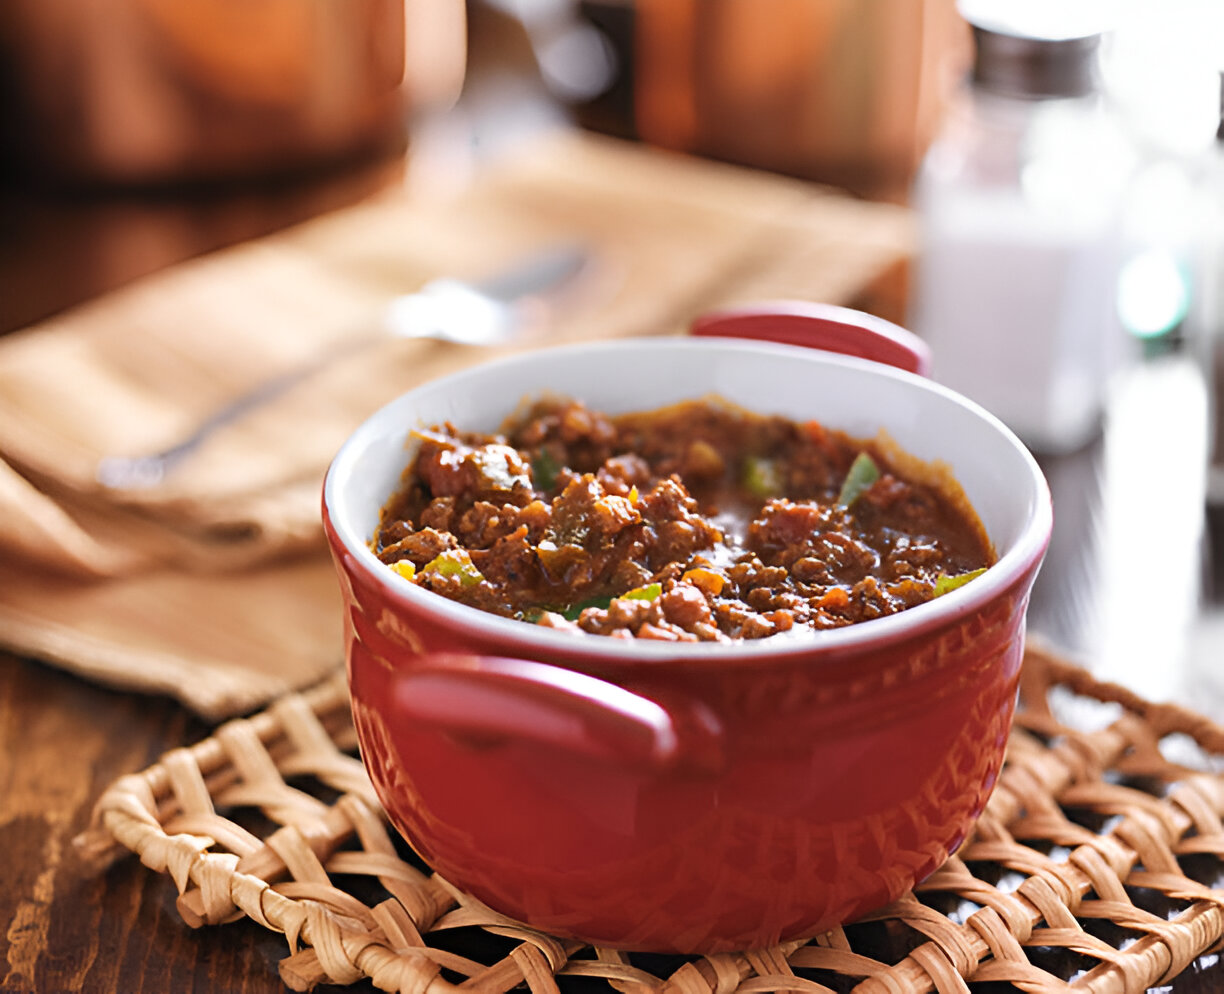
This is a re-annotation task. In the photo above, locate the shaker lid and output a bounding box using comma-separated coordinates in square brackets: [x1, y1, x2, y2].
[958, 0, 1109, 99]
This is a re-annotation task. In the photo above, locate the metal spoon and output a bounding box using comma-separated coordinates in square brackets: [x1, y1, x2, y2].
[95, 243, 588, 490]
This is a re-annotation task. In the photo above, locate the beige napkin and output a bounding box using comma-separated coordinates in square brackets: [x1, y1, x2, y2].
[0, 130, 914, 719]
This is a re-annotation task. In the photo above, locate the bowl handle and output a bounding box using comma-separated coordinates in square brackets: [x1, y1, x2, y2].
[388, 654, 723, 774]
[690, 300, 932, 377]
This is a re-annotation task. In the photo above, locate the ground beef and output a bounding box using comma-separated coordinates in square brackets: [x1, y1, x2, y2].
[372, 397, 994, 641]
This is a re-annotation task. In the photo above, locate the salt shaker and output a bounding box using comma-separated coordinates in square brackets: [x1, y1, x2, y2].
[909, 1, 1132, 453]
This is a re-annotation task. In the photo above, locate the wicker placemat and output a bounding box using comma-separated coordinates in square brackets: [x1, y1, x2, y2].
[75, 645, 1224, 994]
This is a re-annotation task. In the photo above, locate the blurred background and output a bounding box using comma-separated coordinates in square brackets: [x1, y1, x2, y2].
[1, 0, 1223, 714]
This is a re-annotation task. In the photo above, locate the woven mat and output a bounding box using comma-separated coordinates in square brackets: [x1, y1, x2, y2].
[75, 645, 1224, 994]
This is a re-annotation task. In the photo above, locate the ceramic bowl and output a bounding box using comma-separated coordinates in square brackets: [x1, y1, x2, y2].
[323, 302, 1052, 953]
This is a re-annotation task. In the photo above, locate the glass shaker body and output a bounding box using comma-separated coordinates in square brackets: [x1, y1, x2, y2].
[910, 73, 1134, 453]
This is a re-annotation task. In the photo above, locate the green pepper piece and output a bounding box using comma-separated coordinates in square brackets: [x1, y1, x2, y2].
[837, 452, 880, 508]
[742, 455, 783, 498]
[561, 595, 612, 621]
[531, 449, 560, 491]
[620, 582, 662, 602]
[421, 550, 483, 587]
[933, 567, 987, 597]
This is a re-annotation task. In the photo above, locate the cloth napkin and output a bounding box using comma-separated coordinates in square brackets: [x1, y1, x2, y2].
[0, 130, 914, 720]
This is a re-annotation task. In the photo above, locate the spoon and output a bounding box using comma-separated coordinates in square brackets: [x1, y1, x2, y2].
[96, 243, 589, 490]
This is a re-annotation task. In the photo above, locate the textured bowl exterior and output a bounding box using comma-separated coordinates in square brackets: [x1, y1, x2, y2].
[323, 336, 1052, 953]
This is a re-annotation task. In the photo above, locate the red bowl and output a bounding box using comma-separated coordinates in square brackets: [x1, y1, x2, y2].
[322, 303, 1052, 953]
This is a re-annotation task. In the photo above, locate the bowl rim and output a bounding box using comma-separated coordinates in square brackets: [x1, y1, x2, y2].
[323, 337, 1053, 666]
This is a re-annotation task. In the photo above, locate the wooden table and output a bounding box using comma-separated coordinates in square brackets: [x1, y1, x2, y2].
[1, 653, 298, 993]
[3, 24, 1224, 994]
[0, 146, 410, 994]
[4, 182, 1224, 993]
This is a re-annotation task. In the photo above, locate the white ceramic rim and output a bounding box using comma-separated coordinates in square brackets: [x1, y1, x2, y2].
[324, 338, 1053, 665]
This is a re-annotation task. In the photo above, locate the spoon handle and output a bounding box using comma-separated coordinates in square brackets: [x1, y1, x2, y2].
[95, 244, 589, 490]
[95, 333, 381, 489]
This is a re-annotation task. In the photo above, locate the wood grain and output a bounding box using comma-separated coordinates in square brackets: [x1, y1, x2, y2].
[0, 653, 315, 993]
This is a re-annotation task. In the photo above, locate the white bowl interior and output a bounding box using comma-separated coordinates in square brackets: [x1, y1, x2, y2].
[325, 338, 1051, 659]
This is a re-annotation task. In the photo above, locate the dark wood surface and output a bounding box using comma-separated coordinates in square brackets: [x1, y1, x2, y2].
[0, 653, 298, 994]
[3, 9, 1224, 992]
[0, 141, 408, 994]
[4, 239, 1224, 994]
[3, 229, 1223, 994]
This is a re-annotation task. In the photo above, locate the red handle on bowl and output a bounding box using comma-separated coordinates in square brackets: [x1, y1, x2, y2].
[691, 300, 932, 377]
[389, 654, 723, 774]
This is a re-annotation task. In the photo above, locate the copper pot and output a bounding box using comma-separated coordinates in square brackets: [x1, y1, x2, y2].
[632, 0, 970, 201]
[0, 0, 466, 185]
